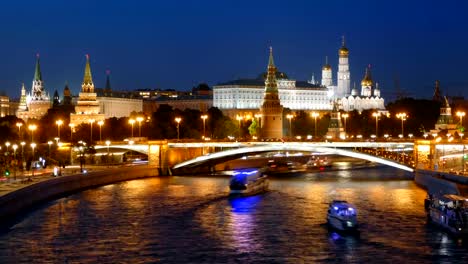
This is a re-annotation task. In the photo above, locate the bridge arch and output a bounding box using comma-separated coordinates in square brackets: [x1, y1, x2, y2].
[172, 143, 414, 172]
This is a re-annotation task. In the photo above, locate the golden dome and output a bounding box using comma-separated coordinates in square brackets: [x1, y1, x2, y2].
[322, 64, 331, 70]
[361, 67, 373, 86]
[339, 46, 349, 56]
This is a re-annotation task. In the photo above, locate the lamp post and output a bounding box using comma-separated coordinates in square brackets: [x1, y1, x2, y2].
[55, 119, 63, 140]
[97, 120, 104, 142]
[396, 112, 407, 138]
[20, 141, 25, 164]
[457, 111, 466, 128]
[236, 115, 243, 139]
[372, 112, 381, 138]
[28, 124, 37, 141]
[48, 141, 53, 158]
[286, 114, 294, 138]
[69, 123, 75, 142]
[89, 119, 95, 142]
[16, 122, 23, 139]
[129, 119, 135, 138]
[105, 140, 111, 165]
[136, 117, 144, 138]
[201, 114, 208, 139]
[30, 142, 36, 180]
[342, 113, 349, 137]
[5, 141, 10, 154]
[311, 112, 319, 138]
[175, 117, 182, 141]
[12, 144, 18, 180]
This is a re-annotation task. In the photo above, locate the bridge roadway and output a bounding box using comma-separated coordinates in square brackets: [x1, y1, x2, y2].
[92, 140, 414, 173]
[93, 140, 414, 154]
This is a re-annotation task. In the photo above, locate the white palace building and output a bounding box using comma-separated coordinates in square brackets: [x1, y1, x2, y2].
[213, 38, 385, 113]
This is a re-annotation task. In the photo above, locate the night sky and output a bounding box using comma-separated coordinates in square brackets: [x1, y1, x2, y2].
[1, 0, 467, 101]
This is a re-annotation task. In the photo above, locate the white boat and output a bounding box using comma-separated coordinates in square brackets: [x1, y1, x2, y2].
[427, 194, 468, 235]
[327, 200, 358, 232]
[229, 169, 269, 196]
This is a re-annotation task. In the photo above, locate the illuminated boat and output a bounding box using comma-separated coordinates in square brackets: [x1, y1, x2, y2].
[427, 194, 468, 235]
[229, 168, 269, 196]
[326, 200, 358, 232]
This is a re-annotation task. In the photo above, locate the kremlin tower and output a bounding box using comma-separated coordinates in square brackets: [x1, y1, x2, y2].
[260, 47, 284, 139]
[16, 54, 51, 120]
[70, 54, 105, 127]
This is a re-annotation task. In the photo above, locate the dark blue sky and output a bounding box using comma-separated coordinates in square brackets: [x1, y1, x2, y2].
[1, 0, 467, 101]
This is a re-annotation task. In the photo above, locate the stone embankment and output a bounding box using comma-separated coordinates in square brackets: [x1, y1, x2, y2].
[415, 169, 468, 196]
[0, 165, 159, 222]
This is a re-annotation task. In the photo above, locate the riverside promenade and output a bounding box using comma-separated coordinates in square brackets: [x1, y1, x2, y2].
[0, 164, 159, 224]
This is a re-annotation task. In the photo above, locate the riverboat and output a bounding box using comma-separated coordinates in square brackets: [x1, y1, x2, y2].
[229, 168, 269, 197]
[426, 194, 468, 235]
[326, 200, 358, 232]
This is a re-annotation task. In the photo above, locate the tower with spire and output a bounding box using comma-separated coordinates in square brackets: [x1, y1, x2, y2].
[104, 70, 113, 96]
[70, 54, 105, 127]
[18, 83, 28, 111]
[16, 54, 51, 120]
[260, 47, 284, 139]
[433, 80, 443, 102]
[336, 36, 351, 98]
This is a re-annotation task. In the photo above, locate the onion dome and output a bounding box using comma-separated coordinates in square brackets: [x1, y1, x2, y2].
[338, 36, 349, 57]
[322, 56, 331, 70]
[361, 66, 373, 87]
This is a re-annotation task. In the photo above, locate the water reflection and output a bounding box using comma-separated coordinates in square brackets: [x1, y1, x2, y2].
[227, 196, 262, 253]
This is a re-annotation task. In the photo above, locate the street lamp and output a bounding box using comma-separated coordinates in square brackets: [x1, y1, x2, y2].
[396, 112, 407, 138]
[129, 119, 135, 138]
[201, 114, 208, 139]
[16, 122, 23, 139]
[30, 142, 36, 180]
[12, 144, 18, 180]
[456, 111, 466, 126]
[55, 119, 63, 140]
[342, 113, 349, 137]
[105, 140, 111, 164]
[286, 114, 294, 138]
[136, 117, 144, 138]
[175, 117, 182, 141]
[28, 124, 37, 141]
[69, 123, 75, 141]
[372, 112, 381, 138]
[236, 115, 243, 138]
[5, 141, 10, 153]
[311, 112, 320, 138]
[48, 141, 53, 158]
[88, 119, 95, 142]
[97, 120, 104, 142]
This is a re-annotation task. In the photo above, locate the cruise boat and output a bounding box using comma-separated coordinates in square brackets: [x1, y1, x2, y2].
[426, 194, 468, 235]
[326, 200, 358, 232]
[229, 169, 269, 197]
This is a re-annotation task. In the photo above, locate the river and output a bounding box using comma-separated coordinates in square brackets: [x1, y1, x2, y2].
[1, 167, 467, 263]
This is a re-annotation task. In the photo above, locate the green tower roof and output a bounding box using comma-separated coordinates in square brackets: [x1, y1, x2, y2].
[34, 54, 42, 81]
[83, 54, 93, 84]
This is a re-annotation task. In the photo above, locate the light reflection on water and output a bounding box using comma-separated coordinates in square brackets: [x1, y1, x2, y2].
[0, 167, 468, 263]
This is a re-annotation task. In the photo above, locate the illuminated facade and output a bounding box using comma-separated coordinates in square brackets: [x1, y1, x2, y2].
[70, 55, 105, 125]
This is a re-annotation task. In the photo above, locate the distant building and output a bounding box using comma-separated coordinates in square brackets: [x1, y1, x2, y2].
[430, 97, 458, 135]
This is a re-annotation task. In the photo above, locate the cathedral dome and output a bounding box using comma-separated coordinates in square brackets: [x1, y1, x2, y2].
[322, 64, 332, 70]
[361, 67, 373, 87]
[339, 46, 349, 56]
